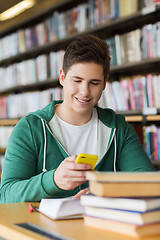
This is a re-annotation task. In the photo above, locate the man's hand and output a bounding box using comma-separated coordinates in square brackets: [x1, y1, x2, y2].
[54, 155, 91, 190]
[72, 188, 89, 199]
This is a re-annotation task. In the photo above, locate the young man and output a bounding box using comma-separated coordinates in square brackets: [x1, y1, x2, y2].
[0, 34, 155, 203]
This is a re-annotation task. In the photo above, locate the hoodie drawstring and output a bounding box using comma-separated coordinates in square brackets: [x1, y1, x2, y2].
[113, 135, 117, 173]
[41, 119, 47, 172]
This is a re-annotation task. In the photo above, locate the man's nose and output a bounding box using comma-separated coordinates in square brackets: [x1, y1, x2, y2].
[79, 84, 89, 96]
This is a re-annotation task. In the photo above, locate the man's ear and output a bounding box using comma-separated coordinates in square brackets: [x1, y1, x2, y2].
[103, 75, 109, 90]
[59, 69, 65, 86]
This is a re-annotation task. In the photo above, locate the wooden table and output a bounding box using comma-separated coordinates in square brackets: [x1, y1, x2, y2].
[0, 202, 160, 240]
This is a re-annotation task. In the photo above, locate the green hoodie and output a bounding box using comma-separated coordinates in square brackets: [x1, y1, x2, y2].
[0, 100, 155, 203]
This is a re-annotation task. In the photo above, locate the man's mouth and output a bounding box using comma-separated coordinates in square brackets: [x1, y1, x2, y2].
[75, 97, 91, 103]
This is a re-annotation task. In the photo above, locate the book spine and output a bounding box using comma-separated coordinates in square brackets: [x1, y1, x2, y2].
[146, 74, 154, 108]
[144, 125, 160, 161]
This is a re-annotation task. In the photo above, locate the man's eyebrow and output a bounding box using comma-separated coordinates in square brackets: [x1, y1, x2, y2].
[90, 79, 102, 82]
[71, 76, 83, 79]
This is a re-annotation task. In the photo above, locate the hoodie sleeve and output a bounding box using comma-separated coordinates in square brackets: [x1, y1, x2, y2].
[0, 116, 65, 203]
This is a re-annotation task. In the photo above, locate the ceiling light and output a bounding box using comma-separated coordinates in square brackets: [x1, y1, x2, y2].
[0, 0, 36, 21]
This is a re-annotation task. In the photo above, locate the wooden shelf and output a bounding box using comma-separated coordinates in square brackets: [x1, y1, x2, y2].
[0, 119, 19, 126]
[0, 148, 5, 154]
[152, 160, 160, 170]
[125, 115, 143, 122]
[117, 109, 160, 122]
[147, 115, 160, 121]
[125, 115, 160, 122]
[110, 57, 160, 77]
[0, 78, 60, 95]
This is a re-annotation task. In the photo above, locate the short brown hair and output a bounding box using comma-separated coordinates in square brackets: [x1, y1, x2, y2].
[62, 34, 111, 79]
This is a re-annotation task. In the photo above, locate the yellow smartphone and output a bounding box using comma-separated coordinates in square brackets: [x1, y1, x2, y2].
[75, 153, 98, 170]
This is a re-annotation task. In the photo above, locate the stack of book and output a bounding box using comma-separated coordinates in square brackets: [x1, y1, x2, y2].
[81, 171, 160, 237]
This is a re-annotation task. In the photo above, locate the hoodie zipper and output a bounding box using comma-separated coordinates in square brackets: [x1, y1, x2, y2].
[45, 122, 69, 156]
[106, 128, 116, 153]
[95, 128, 116, 170]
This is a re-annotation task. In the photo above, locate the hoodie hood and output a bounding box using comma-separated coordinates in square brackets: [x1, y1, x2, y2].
[28, 100, 63, 122]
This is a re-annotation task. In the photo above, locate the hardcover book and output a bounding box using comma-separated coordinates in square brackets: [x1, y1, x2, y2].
[86, 172, 160, 197]
[84, 215, 160, 237]
[84, 206, 160, 225]
[81, 194, 160, 212]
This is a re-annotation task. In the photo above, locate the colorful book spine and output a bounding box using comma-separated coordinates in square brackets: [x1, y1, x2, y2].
[100, 74, 160, 111]
[143, 125, 160, 161]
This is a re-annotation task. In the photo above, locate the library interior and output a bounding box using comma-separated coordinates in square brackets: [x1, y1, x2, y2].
[0, 0, 160, 239]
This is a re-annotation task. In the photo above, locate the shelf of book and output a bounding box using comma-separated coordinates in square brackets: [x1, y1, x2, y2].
[0, 1, 160, 105]
[1, 57, 160, 95]
[1, 7, 160, 67]
[1, 1, 159, 37]
[0, 36, 72, 67]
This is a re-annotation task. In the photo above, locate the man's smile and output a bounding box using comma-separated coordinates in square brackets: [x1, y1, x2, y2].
[75, 97, 91, 103]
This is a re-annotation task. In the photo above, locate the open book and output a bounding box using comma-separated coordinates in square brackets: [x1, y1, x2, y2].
[38, 197, 84, 220]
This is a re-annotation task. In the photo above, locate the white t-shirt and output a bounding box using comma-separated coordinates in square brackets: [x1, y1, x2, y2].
[55, 109, 98, 156]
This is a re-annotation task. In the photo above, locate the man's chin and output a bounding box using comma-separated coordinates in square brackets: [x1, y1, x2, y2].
[73, 106, 93, 115]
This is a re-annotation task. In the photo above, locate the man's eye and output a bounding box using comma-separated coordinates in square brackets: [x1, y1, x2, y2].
[73, 80, 81, 83]
[91, 82, 99, 85]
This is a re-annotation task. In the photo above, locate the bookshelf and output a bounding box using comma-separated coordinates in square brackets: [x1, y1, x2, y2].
[0, 0, 160, 167]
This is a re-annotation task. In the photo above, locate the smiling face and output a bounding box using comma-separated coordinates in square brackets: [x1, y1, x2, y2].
[58, 62, 107, 125]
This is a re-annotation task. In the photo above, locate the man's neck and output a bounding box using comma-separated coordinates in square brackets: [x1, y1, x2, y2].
[55, 103, 93, 126]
